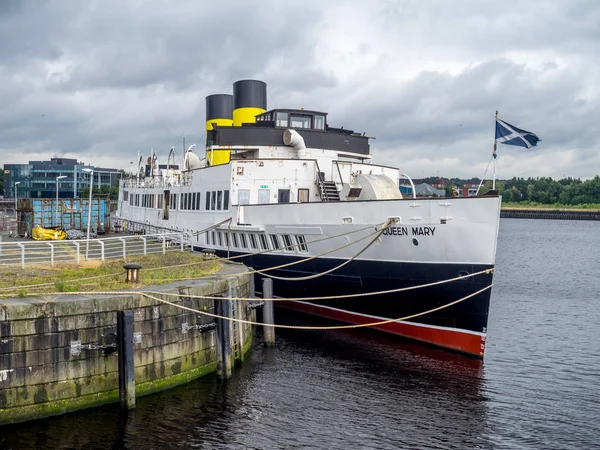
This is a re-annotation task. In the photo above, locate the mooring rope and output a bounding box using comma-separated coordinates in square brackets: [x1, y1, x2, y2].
[137, 283, 493, 330]
[30, 268, 493, 304]
[143, 268, 495, 302]
[0, 220, 387, 294]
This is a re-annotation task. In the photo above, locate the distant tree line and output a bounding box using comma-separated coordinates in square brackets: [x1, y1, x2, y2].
[480, 176, 600, 206]
[418, 175, 600, 206]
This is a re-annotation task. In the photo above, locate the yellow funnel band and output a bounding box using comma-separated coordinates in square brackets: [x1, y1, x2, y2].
[207, 149, 232, 166]
[233, 107, 265, 126]
[206, 118, 234, 131]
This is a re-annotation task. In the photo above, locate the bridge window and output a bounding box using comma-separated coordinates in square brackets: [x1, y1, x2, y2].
[275, 111, 288, 127]
[290, 115, 311, 129]
[217, 191, 223, 210]
[240, 233, 247, 249]
[205, 192, 210, 210]
[314, 115, 325, 130]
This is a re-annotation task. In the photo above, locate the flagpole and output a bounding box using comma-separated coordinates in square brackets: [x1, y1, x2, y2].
[493, 110, 498, 190]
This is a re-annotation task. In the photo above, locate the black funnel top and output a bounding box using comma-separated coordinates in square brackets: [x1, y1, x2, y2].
[233, 80, 267, 110]
[206, 94, 234, 120]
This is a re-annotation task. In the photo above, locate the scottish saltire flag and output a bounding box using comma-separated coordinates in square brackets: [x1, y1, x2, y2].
[495, 118, 541, 149]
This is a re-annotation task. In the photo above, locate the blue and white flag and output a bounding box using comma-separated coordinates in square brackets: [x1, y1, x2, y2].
[495, 118, 540, 149]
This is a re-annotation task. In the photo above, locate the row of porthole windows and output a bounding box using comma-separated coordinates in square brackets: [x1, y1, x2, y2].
[206, 231, 308, 253]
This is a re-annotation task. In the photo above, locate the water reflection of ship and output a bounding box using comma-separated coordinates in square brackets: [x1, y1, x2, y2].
[0, 327, 490, 449]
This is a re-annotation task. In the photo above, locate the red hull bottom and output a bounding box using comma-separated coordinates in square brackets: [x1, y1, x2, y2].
[278, 301, 487, 358]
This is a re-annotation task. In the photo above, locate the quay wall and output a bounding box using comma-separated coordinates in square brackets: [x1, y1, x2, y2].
[0, 265, 253, 425]
[501, 208, 600, 221]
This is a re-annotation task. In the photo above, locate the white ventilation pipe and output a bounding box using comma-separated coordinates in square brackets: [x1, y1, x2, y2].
[283, 129, 306, 150]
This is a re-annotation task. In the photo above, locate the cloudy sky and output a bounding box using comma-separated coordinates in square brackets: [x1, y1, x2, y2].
[1, 0, 599, 179]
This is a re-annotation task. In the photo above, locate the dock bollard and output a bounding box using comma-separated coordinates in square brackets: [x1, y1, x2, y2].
[123, 263, 142, 283]
[117, 311, 135, 410]
[261, 278, 276, 346]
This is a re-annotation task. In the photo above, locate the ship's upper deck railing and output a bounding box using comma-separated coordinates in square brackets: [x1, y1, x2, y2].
[121, 172, 193, 190]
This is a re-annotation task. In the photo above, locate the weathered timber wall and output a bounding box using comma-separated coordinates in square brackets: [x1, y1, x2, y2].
[0, 264, 253, 425]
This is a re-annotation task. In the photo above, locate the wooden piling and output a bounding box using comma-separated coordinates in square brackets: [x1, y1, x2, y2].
[215, 298, 233, 379]
[261, 278, 276, 346]
[117, 310, 135, 409]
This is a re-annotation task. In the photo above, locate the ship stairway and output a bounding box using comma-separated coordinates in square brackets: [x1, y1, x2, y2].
[319, 181, 340, 202]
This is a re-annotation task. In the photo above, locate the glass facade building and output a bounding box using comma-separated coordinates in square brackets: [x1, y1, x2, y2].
[3, 158, 118, 199]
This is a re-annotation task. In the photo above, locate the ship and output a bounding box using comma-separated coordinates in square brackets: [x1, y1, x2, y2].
[117, 79, 501, 358]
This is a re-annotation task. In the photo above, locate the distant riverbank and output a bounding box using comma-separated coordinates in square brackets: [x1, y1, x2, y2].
[500, 207, 600, 220]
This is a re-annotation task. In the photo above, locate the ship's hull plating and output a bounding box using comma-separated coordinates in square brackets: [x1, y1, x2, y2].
[200, 250, 493, 357]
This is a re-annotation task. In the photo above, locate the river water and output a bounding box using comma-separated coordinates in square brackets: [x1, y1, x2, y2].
[1, 218, 599, 449]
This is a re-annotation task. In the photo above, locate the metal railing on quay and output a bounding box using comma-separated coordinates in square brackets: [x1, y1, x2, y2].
[0, 231, 187, 269]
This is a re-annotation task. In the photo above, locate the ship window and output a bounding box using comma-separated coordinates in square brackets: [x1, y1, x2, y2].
[205, 231, 210, 245]
[240, 233, 247, 249]
[192, 193, 196, 210]
[188, 193, 192, 210]
[275, 111, 288, 127]
[224, 232, 230, 247]
[196, 192, 201, 210]
[298, 188, 309, 203]
[123, 191, 129, 201]
[238, 189, 250, 205]
[224, 190, 229, 209]
[296, 235, 308, 252]
[282, 234, 293, 252]
[211, 231, 216, 245]
[278, 189, 290, 203]
[249, 233, 258, 249]
[217, 191, 223, 210]
[211, 191, 216, 210]
[232, 233, 239, 248]
[290, 115, 311, 129]
[270, 234, 280, 251]
[259, 234, 269, 250]
[205, 192, 210, 210]
[314, 115, 325, 130]
[258, 189, 270, 204]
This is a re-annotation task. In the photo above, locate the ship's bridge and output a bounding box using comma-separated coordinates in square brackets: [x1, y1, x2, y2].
[254, 109, 328, 131]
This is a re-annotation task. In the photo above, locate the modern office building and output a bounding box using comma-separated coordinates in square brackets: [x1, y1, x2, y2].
[3, 158, 118, 199]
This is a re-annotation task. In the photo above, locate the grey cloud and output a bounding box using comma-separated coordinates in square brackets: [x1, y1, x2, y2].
[1, 0, 599, 179]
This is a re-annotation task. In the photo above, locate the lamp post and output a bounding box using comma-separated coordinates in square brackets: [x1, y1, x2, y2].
[55, 176, 67, 227]
[14, 181, 21, 215]
[82, 168, 94, 259]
